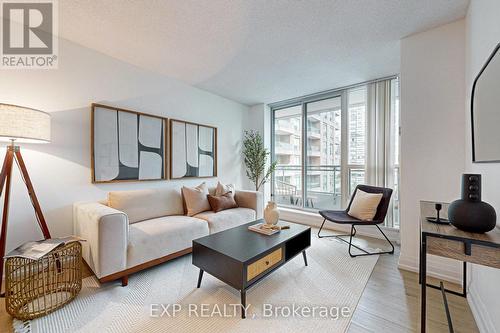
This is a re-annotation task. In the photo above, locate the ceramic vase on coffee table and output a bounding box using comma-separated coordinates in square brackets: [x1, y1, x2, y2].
[264, 201, 279, 225]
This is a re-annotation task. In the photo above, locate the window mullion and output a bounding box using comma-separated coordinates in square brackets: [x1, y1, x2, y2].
[301, 102, 307, 209]
[340, 90, 349, 208]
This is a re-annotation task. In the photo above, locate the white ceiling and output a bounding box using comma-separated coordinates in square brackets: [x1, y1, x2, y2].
[59, 0, 469, 105]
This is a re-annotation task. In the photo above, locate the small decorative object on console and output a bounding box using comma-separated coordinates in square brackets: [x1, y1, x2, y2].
[426, 203, 450, 224]
[264, 201, 279, 225]
[448, 174, 496, 233]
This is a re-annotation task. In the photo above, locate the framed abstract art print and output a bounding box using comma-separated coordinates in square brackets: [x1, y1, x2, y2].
[91, 104, 167, 183]
[169, 119, 217, 179]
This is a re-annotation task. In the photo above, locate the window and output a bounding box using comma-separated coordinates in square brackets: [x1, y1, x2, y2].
[389, 79, 400, 228]
[271, 77, 400, 228]
[274, 105, 302, 207]
[347, 87, 367, 202]
[306, 97, 341, 209]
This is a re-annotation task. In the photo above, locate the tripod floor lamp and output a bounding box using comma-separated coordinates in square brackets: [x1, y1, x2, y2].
[0, 104, 52, 293]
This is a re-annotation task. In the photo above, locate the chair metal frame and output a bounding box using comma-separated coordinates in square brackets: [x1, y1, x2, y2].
[317, 185, 395, 257]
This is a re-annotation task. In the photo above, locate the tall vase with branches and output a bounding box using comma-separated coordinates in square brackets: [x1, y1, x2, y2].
[243, 130, 277, 191]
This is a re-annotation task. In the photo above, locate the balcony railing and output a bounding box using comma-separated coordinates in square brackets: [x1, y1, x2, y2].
[275, 120, 298, 135]
[273, 164, 400, 229]
[276, 142, 293, 150]
[307, 127, 321, 137]
[307, 150, 321, 157]
[275, 142, 300, 156]
[274, 165, 342, 210]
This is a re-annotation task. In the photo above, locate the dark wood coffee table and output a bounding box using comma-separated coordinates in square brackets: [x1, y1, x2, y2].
[192, 219, 311, 318]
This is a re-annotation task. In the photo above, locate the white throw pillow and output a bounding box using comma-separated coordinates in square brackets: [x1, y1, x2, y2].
[215, 181, 235, 196]
[182, 182, 211, 217]
[347, 189, 383, 221]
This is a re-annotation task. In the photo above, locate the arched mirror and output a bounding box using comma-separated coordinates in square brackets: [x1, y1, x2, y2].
[471, 43, 500, 163]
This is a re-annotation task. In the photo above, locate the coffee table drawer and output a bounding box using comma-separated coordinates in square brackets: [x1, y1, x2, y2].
[247, 247, 283, 281]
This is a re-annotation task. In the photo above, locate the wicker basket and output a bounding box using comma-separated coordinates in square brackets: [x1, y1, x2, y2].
[5, 241, 82, 320]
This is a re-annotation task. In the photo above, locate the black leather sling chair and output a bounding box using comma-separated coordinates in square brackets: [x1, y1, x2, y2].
[318, 185, 394, 257]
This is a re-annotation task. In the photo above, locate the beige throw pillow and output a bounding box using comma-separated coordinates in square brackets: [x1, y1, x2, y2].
[182, 182, 211, 217]
[215, 182, 235, 196]
[347, 189, 383, 221]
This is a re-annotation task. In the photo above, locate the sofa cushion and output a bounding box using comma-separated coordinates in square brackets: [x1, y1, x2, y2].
[127, 215, 209, 268]
[182, 182, 211, 216]
[108, 188, 183, 224]
[347, 189, 383, 221]
[207, 192, 238, 212]
[215, 182, 235, 196]
[194, 207, 256, 234]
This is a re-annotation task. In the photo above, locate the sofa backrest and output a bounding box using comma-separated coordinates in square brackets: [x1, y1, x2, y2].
[107, 188, 184, 223]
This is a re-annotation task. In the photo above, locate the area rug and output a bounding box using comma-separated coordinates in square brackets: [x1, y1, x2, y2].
[14, 235, 379, 333]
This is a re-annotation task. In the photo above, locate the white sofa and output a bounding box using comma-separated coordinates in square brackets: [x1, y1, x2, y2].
[73, 187, 262, 285]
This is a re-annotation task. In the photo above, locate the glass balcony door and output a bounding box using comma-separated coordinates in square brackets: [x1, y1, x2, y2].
[305, 96, 342, 210]
[273, 105, 303, 208]
[346, 87, 367, 201]
[272, 92, 366, 211]
[271, 77, 399, 228]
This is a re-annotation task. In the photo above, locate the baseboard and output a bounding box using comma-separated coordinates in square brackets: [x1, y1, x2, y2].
[397, 254, 462, 284]
[468, 283, 497, 333]
[279, 207, 400, 242]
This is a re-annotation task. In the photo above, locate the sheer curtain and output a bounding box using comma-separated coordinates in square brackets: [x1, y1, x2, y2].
[365, 78, 399, 228]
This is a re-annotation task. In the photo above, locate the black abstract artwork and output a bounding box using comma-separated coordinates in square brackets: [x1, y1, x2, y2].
[170, 119, 216, 179]
[92, 104, 166, 182]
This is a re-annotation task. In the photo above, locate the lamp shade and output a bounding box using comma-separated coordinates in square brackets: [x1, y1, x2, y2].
[0, 104, 51, 143]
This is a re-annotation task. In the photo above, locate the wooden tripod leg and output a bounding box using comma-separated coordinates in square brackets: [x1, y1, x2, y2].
[0, 149, 12, 197]
[0, 149, 14, 295]
[14, 149, 51, 239]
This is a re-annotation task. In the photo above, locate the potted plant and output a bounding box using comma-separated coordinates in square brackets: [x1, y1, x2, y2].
[242, 130, 277, 191]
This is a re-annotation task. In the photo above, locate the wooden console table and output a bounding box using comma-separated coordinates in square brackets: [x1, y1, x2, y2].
[419, 201, 500, 333]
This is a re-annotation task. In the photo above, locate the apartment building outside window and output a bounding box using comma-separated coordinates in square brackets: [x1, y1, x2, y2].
[271, 77, 400, 229]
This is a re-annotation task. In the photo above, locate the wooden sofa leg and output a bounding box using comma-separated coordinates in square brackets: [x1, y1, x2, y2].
[121, 275, 128, 287]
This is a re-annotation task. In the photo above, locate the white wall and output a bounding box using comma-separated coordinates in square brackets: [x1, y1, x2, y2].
[465, 1, 500, 331]
[0, 37, 249, 253]
[398, 20, 466, 281]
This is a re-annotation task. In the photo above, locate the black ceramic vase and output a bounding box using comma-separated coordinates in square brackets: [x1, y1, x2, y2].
[448, 174, 496, 233]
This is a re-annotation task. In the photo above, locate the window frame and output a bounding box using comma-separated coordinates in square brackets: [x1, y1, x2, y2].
[270, 75, 398, 215]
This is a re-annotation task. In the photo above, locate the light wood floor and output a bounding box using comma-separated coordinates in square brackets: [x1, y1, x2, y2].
[345, 235, 478, 333]
[0, 233, 478, 332]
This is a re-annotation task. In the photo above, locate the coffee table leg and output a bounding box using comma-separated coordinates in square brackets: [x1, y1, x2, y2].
[241, 290, 246, 319]
[302, 250, 308, 266]
[197, 269, 204, 288]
